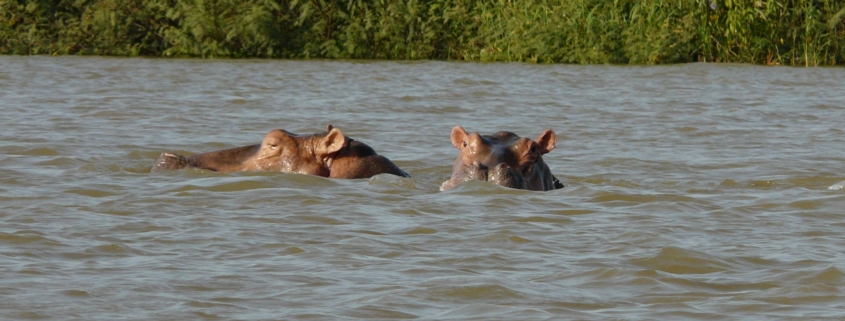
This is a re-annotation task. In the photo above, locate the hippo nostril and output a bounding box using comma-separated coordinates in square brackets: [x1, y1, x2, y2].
[493, 163, 510, 170]
[521, 164, 534, 176]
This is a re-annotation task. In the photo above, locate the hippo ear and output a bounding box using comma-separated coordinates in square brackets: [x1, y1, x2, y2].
[450, 126, 469, 149]
[326, 124, 334, 132]
[535, 129, 556, 154]
[318, 128, 347, 156]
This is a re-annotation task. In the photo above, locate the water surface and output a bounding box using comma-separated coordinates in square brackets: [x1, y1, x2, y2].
[1, 56, 844, 320]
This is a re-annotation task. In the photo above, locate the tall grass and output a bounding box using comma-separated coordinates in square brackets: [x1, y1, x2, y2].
[2, 0, 843, 64]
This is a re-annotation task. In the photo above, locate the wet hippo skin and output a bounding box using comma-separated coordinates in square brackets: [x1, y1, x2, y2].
[441, 126, 563, 191]
[151, 125, 409, 179]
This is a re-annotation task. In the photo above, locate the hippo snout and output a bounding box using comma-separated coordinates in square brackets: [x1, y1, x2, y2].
[440, 161, 527, 191]
[488, 163, 526, 190]
[151, 153, 192, 172]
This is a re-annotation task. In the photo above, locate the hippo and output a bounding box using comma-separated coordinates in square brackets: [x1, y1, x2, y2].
[151, 125, 409, 179]
[440, 126, 564, 191]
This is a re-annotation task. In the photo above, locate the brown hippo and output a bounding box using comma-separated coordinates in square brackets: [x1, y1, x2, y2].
[440, 126, 564, 191]
[151, 125, 409, 179]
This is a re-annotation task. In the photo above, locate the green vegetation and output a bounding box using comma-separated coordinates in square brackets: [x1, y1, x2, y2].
[2, 0, 843, 65]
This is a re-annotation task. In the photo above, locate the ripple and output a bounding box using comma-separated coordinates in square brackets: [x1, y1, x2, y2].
[590, 192, 697, 205]
[345, 306, 417, 319]
[64, 188, 120, 198]
[162, 176, 300, 193]
[802, 266, 845, 284]
[426, 284, 524, 301]
[452, 77, 499, 86]
[34, 157, 77, 166]
[548, 209, 594, 215]
[4, 146, 60, 156]
[0, 231, 65, 247]
[433, 304, 554, 319]
[441, 180, 533, 195]
[630, 246, 736, 275]
[61, 290, 92, 298]
[398, 227, 438, 235]
[89, 243, 132, 253]
[287, 214, 347, 225]
[512, 216, 572, 224]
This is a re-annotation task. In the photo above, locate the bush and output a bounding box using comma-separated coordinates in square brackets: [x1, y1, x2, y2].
[1, 0, 843, 64]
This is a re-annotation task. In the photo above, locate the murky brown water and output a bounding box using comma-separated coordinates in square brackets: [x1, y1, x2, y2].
[1, 56, 844, 320]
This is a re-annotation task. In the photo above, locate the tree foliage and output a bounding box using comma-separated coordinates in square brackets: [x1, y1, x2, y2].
[1, 0, 843, 65]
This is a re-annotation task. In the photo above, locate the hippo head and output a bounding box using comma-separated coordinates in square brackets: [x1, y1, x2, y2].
[441, 126, 563, 191]
[251, 125, 348, 176]
[152, 124, 408, 178]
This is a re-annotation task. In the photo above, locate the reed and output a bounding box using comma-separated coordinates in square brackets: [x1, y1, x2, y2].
[2, 0, 843, 65]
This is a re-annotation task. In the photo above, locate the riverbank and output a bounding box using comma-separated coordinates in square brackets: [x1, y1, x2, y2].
[2, 0, 843, 65]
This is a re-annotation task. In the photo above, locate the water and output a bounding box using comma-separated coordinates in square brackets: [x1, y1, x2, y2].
[1, 56, 844, 320]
